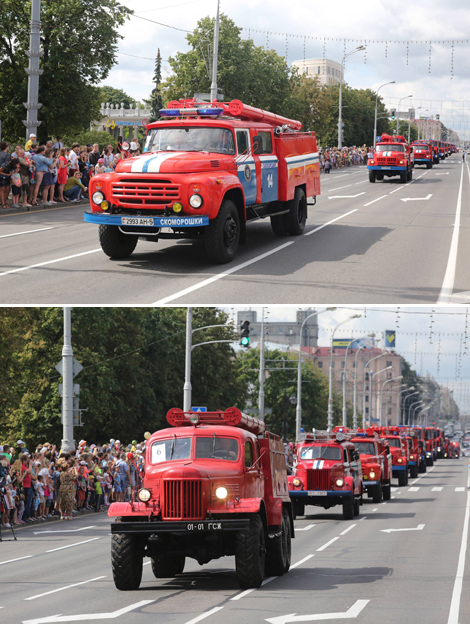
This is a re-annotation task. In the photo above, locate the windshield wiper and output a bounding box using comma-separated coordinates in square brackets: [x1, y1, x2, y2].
[212, 433, 216, 458]
[169, 435, 176, 460]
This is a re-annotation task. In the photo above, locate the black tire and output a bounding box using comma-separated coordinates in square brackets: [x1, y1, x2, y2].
[382, 484, 391, 501]
[427, 162, 432, 169]
[353, 498, 360, 517]
[418, 460, 427, 473]
[372, 484, 383, 504]
[235, 515, 266, 589]
[99, 225, 138, 259]
[205, 199, 240, 264]
[400, 172, 407, 183]
[293, 500, 305, 520]
[369, 171, 376, 183]
[407, 168, 413, 181]
[343, 496, 354, 520]
[398, 472, 407, 487]
[426, 456, 434, 466]
[151, 555, 185, 578]
[284, 188, 307, 235]
[265, 509, 291, 576]
[410, 465, 418, 479]
[270, 214, 288, 236]
[111, 533, 143, 591]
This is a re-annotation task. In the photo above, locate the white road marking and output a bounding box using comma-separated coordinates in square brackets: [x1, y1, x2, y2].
[410, 462, 438, 485]
[295, 524, 316, 531]
[355, 180, 369, 184]
[401, 194, 432, 202]
[328, 184, 353, 191]
[0, 555, 34, 566]
[438, 163, 465, 303]
[449, 291, 470, 303]
[340, 524, 357, 536]
[0, 249, 101, 278]
[359, 516, 367, 521]
[435, 172, 450, 175]
[317, 536, 339, 551]
[381, 524, 425, 533]
[455, 487, 465, 492]
[447, 490, 470, 624]
[22, 599, 156, 624]
[363, 195, 387, 206]
[290, 554, 315, 569]
[408, 487, 420, 491]
[391, 496, 396, 499]
[0, 227, 54, 239]
[265, 599, 370, 623]
[328, 192, 366, 199]
[432, 487, 443, 492]
[184, 607, 225, 624]
[46, 537, 100, 553]
[371, 508, 378, 512]
[34, 526, 96, 535]
[153, 210, 358, 304]
[24, 576, 106, 601]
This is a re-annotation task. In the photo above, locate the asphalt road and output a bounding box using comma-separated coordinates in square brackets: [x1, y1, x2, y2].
[2, 458, 469, 624]
[0, 159, 468, 304]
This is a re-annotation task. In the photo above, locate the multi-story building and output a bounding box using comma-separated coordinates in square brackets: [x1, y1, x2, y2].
[291, 58, 343, 87]
[412, 118, 443, 141]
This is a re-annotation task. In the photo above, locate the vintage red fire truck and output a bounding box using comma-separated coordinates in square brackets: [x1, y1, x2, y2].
[109, 407, 293, 590]
[348, 429, 392, 502]
[412, 141, 433, 168]
[429, 139, 441, 164]
[367, 134, 414, 183]
[372, 427, 409, 486]
[288, 430, 363, 520]
[400, 428, 421, 478]
[85, 99, 320, 264]
[424, 427, 437, 465]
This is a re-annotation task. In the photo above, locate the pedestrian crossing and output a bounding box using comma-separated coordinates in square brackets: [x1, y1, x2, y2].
[402, 486, 466, 492]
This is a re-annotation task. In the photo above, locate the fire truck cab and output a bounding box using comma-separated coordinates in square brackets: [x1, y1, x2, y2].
[349, 429, 392, 502]
[367, 134, 414, 183]
[373, 427, 409, 486]
[109, 408, 293, 590]
[424, 427, 436, 465]
[85, 99, 320, 265]
[400, 428, 421, 478]
[288, 430, 363, 520]
[412, 141, 433, 169]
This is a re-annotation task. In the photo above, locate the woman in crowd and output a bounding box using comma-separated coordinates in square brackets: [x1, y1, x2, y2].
[57, 147, 69, 202]
[30, 146, 54, 206]
[0, 141, 11, 208]
[58, 459, 75, 520]
[41, 148, 58, 206]
[16, 148, 32, 208]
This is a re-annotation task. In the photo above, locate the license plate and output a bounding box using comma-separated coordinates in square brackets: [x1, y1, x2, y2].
[308, 491, 327, 496]
[186, 522, 222, 531]
[121, 217, 155, 226]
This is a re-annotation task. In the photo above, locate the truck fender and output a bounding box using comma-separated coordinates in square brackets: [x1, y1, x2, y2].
[222, 186, 247, 244]
[343, 475, 355, 493]
[108, 502, 154, 517]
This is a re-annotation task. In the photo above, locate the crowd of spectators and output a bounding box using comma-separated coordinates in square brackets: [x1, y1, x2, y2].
[0, 135, 142, 210]
[320, 146, 372, 172]
[0, 438, 144, 534]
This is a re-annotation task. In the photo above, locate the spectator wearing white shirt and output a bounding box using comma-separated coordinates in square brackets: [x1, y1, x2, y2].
[68, 143, 80, 173]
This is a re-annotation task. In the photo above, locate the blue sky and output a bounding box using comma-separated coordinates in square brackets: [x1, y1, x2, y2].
[108, 0, 470, 138]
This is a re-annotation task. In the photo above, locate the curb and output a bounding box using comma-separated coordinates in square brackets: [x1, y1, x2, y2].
[0, 199, 89, 218]
[2, 508, 102, 535]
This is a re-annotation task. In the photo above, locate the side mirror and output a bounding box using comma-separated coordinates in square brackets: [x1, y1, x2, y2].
[252, 135, 263, 155]
[410, 147, 413, 153]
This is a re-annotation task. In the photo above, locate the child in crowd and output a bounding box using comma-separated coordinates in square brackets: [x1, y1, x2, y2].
[9, 159, 22, 208]
[95, 158, 106, 175]
[94, 474, 104, 512]
[36, 474, 46, 520]
[77, 465, 86, 511]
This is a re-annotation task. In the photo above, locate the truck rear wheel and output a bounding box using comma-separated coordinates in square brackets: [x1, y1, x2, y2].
[270, 214, 288, 236]
[111, 533, 143, 591]
[398, 472, 407, 487]
[382, 484, 391, 500]
[376, 174, 384, 181]
[151, 555, 185, 578]
[284, 188, 307, 235]
[369, 171, 376, 183]
[292, 500, 305, 519]
[99, 225, 138, 259]
[265, 509, 291, 576]
[343, 496, 354, 520]
[372, 484, 383, 504]
[235, 515, 266, 588]
[205, 199, 240, 264]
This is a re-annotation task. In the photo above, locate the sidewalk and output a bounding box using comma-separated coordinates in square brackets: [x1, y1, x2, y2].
[1, 508, 105, 537]
[0, 197, 89, 217]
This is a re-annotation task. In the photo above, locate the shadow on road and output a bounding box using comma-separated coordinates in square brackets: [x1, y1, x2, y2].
[301, 566, 393, 591]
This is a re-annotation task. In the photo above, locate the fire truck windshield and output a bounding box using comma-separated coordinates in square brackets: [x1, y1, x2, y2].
[195, 437, 239, 461]
[145, 127, 235, 154]
[354, 442, 376, 455]
[386, 438, 401, 447]
[376, 144, 405, 152]
[300, 446, 341, 460]
[151, 437, 191, 463]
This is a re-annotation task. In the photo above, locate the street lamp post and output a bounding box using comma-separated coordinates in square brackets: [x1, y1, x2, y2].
[338, 46, 365, 149]
[374, 81, 395, 149]
[342, 334, 374, 427]
[396, 95, 413, 135]
[403, 390, 420, 424]
[396, 386, 415, 425]
[379, 375, 403, 426]
[408, 400, 424, 425]
[370, 366, 392, 425]
[327, 314, 362, 430]
[362, 352, 386, 428]
[353, 346, 365, 428]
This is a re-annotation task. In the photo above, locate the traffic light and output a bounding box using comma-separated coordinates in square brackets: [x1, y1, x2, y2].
[390, 108, 396, 120]
[240, 320, 251, 347]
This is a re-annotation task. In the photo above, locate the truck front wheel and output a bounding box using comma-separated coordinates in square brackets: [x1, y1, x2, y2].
[205, 199, 240, 264]
[343, 496, 354, 520]
[235, 515, 266, 588]
[409, 465, 418, 479]
[407, 168, 413, 181]
[398, 471, 407, 487]
[369, 171, 376, 183]
[382, 484, 391, 500]
[284, 188, 307, 235]
[265, 509, 291, 576]
[99, 225, 138, 259]
[371, 484, 383, 504]
[270, 214, 288, 236]
[151, 555, 185, 578]
[427, 162, 433, 169]
[400, 172, 407, 183]
[111, 533, 143, 591]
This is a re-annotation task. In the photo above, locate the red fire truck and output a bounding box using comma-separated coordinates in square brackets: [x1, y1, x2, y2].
[85, 99, 320, 264]
[108, 408, 293, 590]
[412, 141, 433, 168]
[429, 139, 440, 164]
[367, 134, 414, 183]
[288, 430, 363, 520]
[400, 428, 421, 478]
[424, 427, 436, 465]
[345, 429, 392, 502]
[372, 427, 409, 486]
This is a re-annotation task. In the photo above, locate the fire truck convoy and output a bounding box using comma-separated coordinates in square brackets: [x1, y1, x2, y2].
[109, 408, 294, 591]
[411, 141, 433, 168]
[367, 134, 414, 183]
[85, 99, 320, 264]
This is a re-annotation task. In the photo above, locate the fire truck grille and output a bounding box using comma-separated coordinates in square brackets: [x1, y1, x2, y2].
[162, 480, 204, 520]
[376, 157, 397, 165]
[111, 178, 181, 207]
[306, 469, 330, 491]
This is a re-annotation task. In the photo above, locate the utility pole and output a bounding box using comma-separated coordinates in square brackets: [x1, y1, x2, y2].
[259, 307, 266, 422]
[184, 307, 193, 412]
[210, 0, 220, 102]
[61, 308, 75, 453]
[23, 0, 43, 139]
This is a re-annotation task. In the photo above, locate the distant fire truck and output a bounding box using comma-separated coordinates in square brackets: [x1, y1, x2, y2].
[372, 427, 409, 486]
[85, 99, 320, 264]
[109, 408, 293, 590]
[288, 430, 363, 520]
[348, 429, 392, 502]
[367, 134, 414, 183]
[412, 141, 433, 168]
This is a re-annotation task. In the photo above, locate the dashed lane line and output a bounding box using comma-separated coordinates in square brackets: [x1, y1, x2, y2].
[0, 227, 54, 239]
[339, 524, 357, 536]
[447, 490, 470, 624]
[184, 607, 225, 624]
[432, 487, 443, 491]
[0, 249, 101, 278]
[317, 536, 340, 552]
[24, 576, 106, 601]
[46, 537, 100, 553]
[0, 555, 34, 566]
[363, 195, 387, 207]
[295, 524, 316, 531]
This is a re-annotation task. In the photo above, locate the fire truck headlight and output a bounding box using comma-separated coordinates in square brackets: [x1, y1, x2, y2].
[399, 160, 404, 164]
[438, 447, 441, 451]
[369, 160, 374, 164]
[293, 477, 301, 487]
[92, 191, 104, 205]
[215, 486, 228, 500]
[172, 202, 183, 213]
[397, 458, 403, 463]
[369, 471, 376, 479]
[138, 488, 151, 502]
[336, 478, 344, 487]
[410, 455, 414, 460]
[189, 194, 203, 209]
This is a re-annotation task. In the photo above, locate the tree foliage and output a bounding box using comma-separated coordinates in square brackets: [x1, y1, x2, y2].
[99, 86, 136, 109]
[148, 49, 163, 123]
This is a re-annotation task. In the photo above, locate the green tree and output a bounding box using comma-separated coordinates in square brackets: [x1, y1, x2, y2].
[148, 49, 163, 123]
[388, 119, 419, 143]
[99, 86, 136, 109]
[0, 0, 131, 143]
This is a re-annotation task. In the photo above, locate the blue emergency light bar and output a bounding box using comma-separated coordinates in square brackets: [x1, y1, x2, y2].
[355, 432, 368, 437]
[159, 107, 224, 118]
